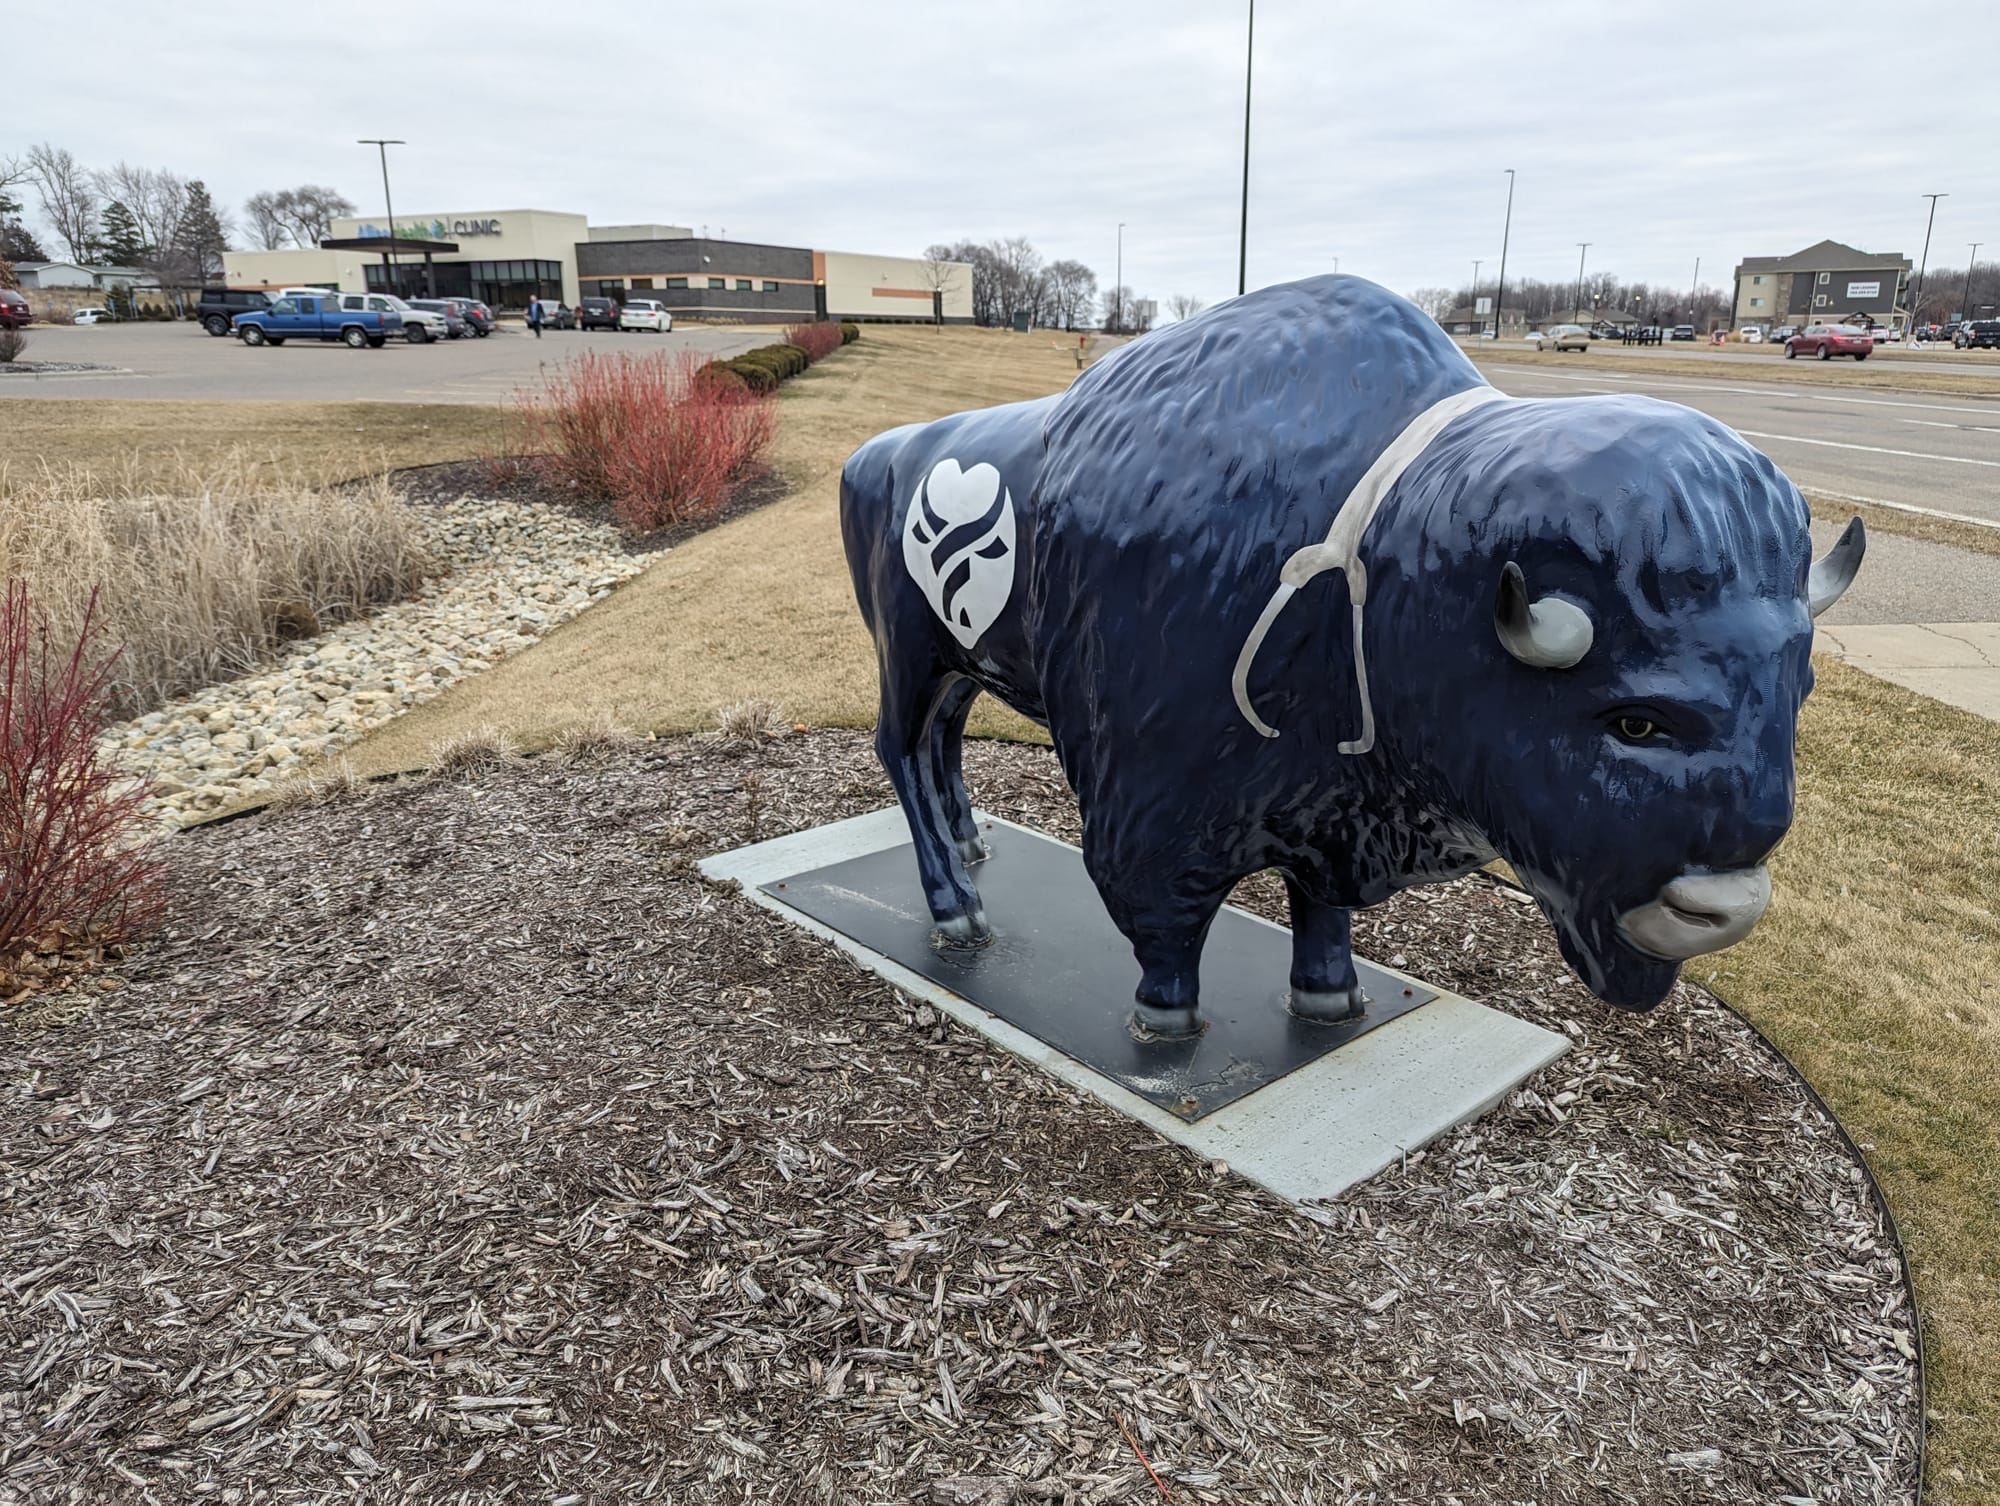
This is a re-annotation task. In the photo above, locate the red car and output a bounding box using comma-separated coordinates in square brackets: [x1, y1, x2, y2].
[0, 289, 30, 329]
[1785, 323, 1873, 361]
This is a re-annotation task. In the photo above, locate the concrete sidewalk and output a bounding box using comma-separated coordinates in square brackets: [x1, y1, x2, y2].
[1816, 622, 2000, 720]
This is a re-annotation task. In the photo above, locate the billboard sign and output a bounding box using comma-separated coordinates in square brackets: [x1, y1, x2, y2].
[1845, 280, 1880, 299]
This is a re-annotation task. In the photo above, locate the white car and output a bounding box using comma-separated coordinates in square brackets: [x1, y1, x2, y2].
[1738, 326, 1764, 343]
[619, 298, 673, 333]
[336, 292, 447, 344]
[72, 307, 115, 324]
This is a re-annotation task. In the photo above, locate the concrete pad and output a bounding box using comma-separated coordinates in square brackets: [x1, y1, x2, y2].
[702, 809, 1570, 1209]
[1817, 621, 2000, 722]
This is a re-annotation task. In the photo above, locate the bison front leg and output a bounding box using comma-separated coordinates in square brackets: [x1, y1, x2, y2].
[928, 677, 986, 866]
[1283, 876, 1369, 1023]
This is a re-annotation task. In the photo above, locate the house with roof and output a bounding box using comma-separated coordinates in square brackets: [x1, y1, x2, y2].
[11, 260, 156, 291]
[1437, 304, 1526, 337]
[1732, 240, 1910, 331]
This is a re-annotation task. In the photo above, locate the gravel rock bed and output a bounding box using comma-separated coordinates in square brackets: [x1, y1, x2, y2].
[0, 361, 125, 376]
[102, 496, 665, 828]
[0, 733, 1919, 1504]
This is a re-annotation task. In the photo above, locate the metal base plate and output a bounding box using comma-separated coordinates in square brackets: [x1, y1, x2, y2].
[762, 819, 1435, 1121]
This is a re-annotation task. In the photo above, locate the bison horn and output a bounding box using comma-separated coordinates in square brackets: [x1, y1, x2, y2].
[1808, 516, 1866, 618]
[1494, 562, 1594, 669]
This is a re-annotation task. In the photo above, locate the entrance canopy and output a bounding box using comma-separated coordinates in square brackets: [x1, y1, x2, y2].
[318, 236, 460, 256]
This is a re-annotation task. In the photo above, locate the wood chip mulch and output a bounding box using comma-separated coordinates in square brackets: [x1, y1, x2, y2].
[0, 732, 1919, 1505]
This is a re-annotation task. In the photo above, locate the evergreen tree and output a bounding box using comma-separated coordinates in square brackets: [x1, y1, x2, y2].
[174, 180, 229, 282]
[94, 199, 149, 266]
[0, 217, 44, 264]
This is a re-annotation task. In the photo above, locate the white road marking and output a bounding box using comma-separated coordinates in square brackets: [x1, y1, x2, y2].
[1899, 418, 2000, 433]
[1732, 430, 2000, 468]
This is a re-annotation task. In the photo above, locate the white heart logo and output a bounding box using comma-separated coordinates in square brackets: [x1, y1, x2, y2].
[902, 458, 1017, 649]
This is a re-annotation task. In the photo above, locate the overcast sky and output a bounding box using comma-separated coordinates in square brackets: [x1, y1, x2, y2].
[13, 0, 1998, 308]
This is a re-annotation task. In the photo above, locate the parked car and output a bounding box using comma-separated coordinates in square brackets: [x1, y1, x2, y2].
[459, 299, 495, 337]
[1956, 320, 2000, 350]
[337, 292, 447, 343]
[1528, 323, 1590, 352]
[619, 298, 673, 333]
[407, 299, 471, 339]
[72, 307, 116, 325]
[577, 296, 621, 330]
[1670, 325, 1696, 342]
[1785, 323, 1872, 361]
[1737, 326, 1764, 343]
[0, 289, 30, 329]
[232, 291, 399, 348]
[194, 287, 272, 336]
[1866, 324, 1899, 342]
[532, 299, 575, 330]
[1590, 323, 1623, 341]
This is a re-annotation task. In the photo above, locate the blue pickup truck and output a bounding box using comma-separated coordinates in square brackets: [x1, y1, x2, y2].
[232, 292, 400, 349]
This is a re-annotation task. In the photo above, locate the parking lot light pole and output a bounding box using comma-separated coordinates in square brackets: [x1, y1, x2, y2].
[1115, 222, 1125, 333]
[1962, 244, 1981, 323]
[1573, 243, 1590, 323]
[358, 138, 405, 297]
[1913, 192, 1946, 325]
[1492, 170, 1515, 341]
[1471, 260, 1482, 326]
[1238, 0, 1254, 297]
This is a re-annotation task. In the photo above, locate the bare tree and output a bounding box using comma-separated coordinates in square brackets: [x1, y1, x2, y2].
[1407, 286, 1455, 320]
[270, 185, 355, 247]
[918, 252, 960, 326]
[98, 164, 189, 278]
[26, 143, 99, 261]
[244, 190, 289, 250]
[1165, 293, 1206, 323]
[1045, 259, 1098, 330]
[989, 236, 1044, 328]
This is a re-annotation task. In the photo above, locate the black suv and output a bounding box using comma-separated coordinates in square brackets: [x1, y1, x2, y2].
[1954, 320, 2000, 350]
[195, 287, 272, 337]
[577, 296, 620, 330]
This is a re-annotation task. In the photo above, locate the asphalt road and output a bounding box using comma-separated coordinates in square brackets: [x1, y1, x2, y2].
[1478, 359, 2000, 526]
[1460, 337, 2000, 379]
[0, 322, 778, 405]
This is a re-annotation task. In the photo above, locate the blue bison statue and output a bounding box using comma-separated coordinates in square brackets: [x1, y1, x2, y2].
[839, 276, 1863, 1038]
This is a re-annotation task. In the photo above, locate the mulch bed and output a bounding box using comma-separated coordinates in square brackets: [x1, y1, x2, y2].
[387, 460, 792, 556]
[0, 733, 1919, 1504]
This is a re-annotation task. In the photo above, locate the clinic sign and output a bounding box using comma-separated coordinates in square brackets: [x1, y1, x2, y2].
[357, 218, 505, 241]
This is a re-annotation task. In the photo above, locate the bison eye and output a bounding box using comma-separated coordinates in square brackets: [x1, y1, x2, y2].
[1614, 715, 1662, 743]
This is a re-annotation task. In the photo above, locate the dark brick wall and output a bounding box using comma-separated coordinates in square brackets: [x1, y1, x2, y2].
[576, 238, 812, 281]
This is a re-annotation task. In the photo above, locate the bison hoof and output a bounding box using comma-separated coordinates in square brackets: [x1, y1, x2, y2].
[1289, 985, 1369, 1024]
[956, 835, 989, 866]
[932, 910, 992, 950]
[1130, 1001, 1204, 1040]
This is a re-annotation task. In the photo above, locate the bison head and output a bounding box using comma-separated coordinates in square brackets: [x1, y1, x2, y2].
[1372, 393, 1861, 1010]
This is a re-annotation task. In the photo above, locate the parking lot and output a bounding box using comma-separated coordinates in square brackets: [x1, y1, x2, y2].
[0, 321, 781, 404]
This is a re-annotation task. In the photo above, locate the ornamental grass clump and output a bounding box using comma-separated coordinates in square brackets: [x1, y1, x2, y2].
[513, 350, 775, 533]
[0, 581, 165, 988]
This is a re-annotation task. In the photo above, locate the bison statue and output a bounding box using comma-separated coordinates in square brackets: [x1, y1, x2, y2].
[839, 275, 1863, 1038]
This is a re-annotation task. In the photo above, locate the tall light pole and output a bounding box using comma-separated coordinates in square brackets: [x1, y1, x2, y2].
[1573, 242, 1590, 322]
[1238, 0, 1254, 297]
[1913, 192, 1946, 326]
[1115, 222, 1125, 333]
[1961, 243, 1981, 323]
[1472, 259, 1483, 324]
[1689, 256, 1700, 328]
[1492, 170, 1515, 341]
[358, 138, 405, 296]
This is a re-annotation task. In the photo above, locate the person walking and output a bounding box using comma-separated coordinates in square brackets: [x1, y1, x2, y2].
[527, 295, 543, 339]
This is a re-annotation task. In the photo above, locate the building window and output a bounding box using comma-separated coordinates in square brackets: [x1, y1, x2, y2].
[633, 278, 654, 290]
[763, 280, 779, 292]
[1749, 297, 1764, 308]
[736, 279, 752, 291]
[666, 277, 688, 289]
[1752, 275, 1764, 285]
[1817, 271, 1830, 286]
[709, 277, 726, 289]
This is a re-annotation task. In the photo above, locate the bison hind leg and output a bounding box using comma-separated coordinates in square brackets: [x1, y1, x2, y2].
[930, 677, 986, 867]
[1284, 876, 1370, 1024]
[875, 663, 990, 948]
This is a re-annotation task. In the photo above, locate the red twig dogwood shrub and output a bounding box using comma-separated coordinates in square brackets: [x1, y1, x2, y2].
[514, 351, 774, 533]
[783, 321, 844, 363]
[0, 580, 165, 959]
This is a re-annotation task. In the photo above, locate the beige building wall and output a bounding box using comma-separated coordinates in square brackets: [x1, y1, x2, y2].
[821, 250, 973, 322]
[221, 247, 365, 291]
[327, 209, 590, 303]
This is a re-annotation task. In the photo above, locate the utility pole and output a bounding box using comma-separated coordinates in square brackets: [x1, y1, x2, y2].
[1573, 243, 1590, 322]
[1115, 222, 1125, 333]
[1961, 243, 1981, 324]
[1472, 259, 1482, 328]
[1238, 0, 1254, 297]
[358, 138, 405, 296]
[1913, 192, 1946, 326]
[1689, 256, 1700, 328]
[1492, 170, 1515, 341]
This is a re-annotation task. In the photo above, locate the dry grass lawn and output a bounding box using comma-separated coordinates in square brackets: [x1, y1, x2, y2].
[0, 399, 507, 491]
[338, 323, 2000, 1499]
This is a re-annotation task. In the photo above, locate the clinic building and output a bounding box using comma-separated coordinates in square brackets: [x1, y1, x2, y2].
[222, 208, 972, 323]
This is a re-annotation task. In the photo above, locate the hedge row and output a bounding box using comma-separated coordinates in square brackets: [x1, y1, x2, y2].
[698, 320, 860, 396]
